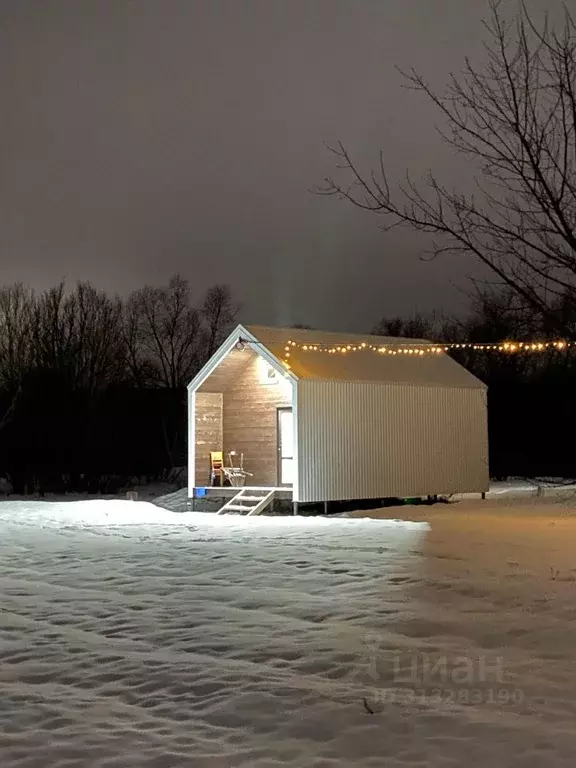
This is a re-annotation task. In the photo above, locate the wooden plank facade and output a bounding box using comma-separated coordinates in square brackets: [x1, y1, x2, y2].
[194, 392, 223, 487]
[194, 350, 292, 487]
[223, 353, 291, 485]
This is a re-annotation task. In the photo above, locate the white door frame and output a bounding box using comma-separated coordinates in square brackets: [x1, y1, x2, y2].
[277, 406, 294, 487]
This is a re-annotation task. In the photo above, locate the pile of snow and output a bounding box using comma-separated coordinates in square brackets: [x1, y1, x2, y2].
[0, 498, 427, 532]
[1, 498, 576, 766]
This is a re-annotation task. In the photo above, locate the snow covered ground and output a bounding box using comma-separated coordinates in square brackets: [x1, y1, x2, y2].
[1, 498, 576, 766]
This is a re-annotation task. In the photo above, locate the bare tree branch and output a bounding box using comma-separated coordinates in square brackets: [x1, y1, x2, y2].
[318, 0, 576, 335]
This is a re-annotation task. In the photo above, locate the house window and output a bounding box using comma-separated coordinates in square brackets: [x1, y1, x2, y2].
[258, 356, 278, 384]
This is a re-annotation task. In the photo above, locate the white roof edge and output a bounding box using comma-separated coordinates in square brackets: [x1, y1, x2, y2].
[187, 324, 298, 391]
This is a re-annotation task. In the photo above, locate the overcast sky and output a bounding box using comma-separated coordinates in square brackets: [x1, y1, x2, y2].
[0, 0, 553, 332]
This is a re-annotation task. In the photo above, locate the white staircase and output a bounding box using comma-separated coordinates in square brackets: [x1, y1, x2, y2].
[217, 488, 276, 516]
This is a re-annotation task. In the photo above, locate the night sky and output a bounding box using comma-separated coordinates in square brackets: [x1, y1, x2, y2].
[0, 0, 552, 332]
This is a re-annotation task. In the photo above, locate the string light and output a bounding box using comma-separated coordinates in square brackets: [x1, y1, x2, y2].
[278, 338, 573, 366]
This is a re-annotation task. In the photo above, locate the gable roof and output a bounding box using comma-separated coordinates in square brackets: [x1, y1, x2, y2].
[244, 325, 484, 389]
[188, 324, 486, 391]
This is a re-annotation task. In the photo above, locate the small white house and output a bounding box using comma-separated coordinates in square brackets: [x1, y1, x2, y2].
[187, 325, 489, 509]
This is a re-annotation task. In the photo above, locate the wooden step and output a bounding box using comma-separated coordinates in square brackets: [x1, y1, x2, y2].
[217, 489, 276, 516]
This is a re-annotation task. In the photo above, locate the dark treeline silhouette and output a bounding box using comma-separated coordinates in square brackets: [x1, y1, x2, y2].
[375, 289, 576, 480]
[1, 273, 572, 494]
[0, 275, 237, 494]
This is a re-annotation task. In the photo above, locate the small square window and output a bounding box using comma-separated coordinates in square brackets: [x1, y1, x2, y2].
[258, 356, 278, 384]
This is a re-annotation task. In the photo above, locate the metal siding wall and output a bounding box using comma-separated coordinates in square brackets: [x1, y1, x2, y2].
[297, 381, 488, 503]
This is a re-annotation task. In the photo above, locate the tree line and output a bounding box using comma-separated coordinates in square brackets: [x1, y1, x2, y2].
[0, 272, 572, 494]
[0, 275, 237, 494]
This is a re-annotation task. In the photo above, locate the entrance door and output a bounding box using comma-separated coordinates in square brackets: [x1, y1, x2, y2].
[277, 407, 294, 486]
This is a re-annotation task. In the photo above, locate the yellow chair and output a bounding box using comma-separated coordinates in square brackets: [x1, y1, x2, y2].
[210, 451, 224, 486]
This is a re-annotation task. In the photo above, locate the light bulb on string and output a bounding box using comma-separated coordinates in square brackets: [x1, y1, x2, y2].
[277, 335, 574, 366]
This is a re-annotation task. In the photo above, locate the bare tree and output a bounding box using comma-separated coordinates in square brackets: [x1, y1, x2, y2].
[65, 283, 125, 392]
[320, 1, 576, 335]
[465, 286, 541, 341]
[122, 297, 151, 388]
[125, 274, 202, 388]
[0, 283, 36, 433]
[199, 284, 238, 361]
[373, 313, 438, 339]
[29, 281, 125, 392]
[29, 282, 75, 376]
[0, 283, 35, 388]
